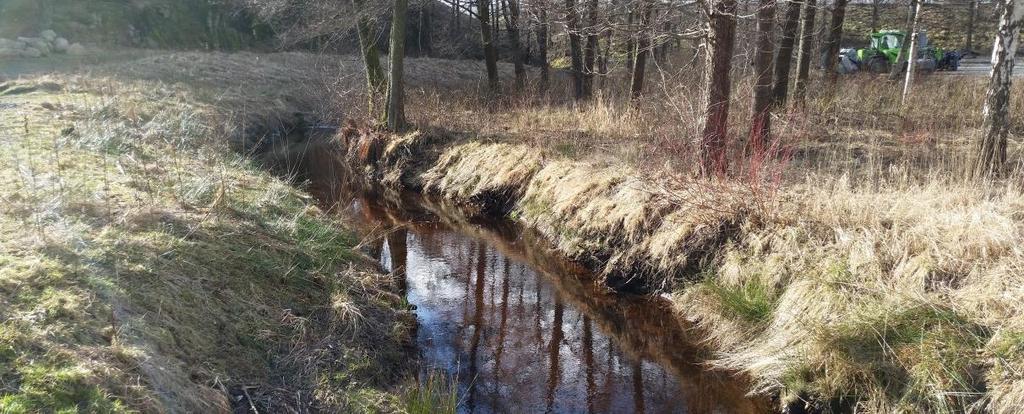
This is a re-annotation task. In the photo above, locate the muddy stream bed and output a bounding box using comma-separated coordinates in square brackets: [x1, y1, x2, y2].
[287, 141, 771, 413]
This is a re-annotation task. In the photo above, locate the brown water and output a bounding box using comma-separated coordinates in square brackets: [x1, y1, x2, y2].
[299, 147, 770, 414]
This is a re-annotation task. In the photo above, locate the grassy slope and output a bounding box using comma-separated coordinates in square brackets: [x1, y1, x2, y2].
[0, 55, 416, 412]
[0, 0, 261, 49]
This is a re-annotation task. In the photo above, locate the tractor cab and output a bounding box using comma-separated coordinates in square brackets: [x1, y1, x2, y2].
[858, 30, 905, 65]
[870, 30, 905, 51]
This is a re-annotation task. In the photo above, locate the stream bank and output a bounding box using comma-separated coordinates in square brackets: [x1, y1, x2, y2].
[260, 125, 772, 412]
[287, 120, 1010, 413]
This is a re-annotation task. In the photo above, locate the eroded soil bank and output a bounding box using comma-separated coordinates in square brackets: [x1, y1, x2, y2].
[272, 132, 771, 413]
[288, 122, 1024, 413]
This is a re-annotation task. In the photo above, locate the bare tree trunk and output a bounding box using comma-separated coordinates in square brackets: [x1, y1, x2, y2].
[537, 8, 551, 91]
[385, 0, 409, 131]
[750, 0, 777, 152]
[452, 0, 461, 35]
[625, 9, 635, 71]
[700, 0, 738, 176]
[973, 0, 1024, 178]
[478, 0, 500, 94]
[823, 0, 848, 85]
[501, 0, 526, 91]
[773, 0, 804, 107]
[630, 0, 654, 100]
[566, 0, 585, 100]
[901, 0, 922, 105]
[582, 0, 600, 99]
[966, 0, 978, 51]
[353, 0, 387, 117]
[419, 2, 433, 56]
[793, 0, 817, 106]
[599, 24, 612, 91]
[870, 0, 880, 32]
[888, 1, 914, 81]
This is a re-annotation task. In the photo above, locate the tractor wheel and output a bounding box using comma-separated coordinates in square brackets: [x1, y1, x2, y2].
[866, 56, 889, 74]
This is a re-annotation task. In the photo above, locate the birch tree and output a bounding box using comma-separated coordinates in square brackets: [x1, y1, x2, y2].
[901, 0, 922, 105]
[973, 0, 1024, 177]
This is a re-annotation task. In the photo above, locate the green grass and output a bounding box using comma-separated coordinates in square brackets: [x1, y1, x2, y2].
[0, 70, 413, 411]
[814, 303, 990, 412]
[403, 371, 461, 414]
[700, 276, 780, 327]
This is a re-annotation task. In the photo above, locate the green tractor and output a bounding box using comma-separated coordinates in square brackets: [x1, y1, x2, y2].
[838, 30, 960, 74]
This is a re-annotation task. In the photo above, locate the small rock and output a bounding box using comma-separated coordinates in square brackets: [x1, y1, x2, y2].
[53, 37, 69, 53]
[20, 47, 42, 58]
[40, 30, 58, 42]
[0, 48, 19, 58]
[67, 43, 86, 56]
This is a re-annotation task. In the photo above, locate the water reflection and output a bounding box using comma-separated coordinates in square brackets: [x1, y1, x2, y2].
[301, 144, 769, 413]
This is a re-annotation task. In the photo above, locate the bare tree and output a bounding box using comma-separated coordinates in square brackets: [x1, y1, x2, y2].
[630, 0, 654, 100]
[501, 0, 526, 90]
[386, 0, 409, 130]
[581, 0, 600, 98]
[973, 0, 1023, 178]
[870, 0, 882, 32]
[888, 0, 913, 81]
[566, 0, 586, 100]
[536, 7, 551, 90]
[700, 0, 738, 176]
[353, 0, 387, 116]
[823, 0, 848, 85]
[772, 0, 803, 108]
[793, 0, 817, 107]
[966, 0, 979, 51]
[625, 9, 636, 71]
[750, 0, 777, 151]
[477, 0, 500, 94]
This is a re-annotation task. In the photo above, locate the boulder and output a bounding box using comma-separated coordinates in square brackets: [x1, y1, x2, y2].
[17, 37, 50, 55]
[67, 43, 86, 56]
[53, 38, 69, 53]
[0, 38, 26, 50]
[20, 47, 42, 58]
[40, 30, 58, 42]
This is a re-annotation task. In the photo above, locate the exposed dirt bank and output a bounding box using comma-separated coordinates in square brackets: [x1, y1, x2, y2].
[337, 126, 1024, 413]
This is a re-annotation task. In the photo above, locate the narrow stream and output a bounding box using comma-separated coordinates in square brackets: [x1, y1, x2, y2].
[295, 142, 770, 413]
